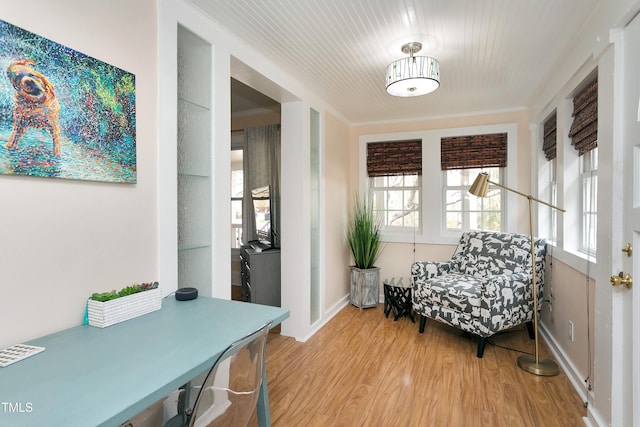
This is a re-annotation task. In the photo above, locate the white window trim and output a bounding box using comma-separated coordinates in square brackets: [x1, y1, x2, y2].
[532, 93, 599, 274]
[529, 57, 604, 277]
[359, 123, 518, 245]
[579, 149, 598, 255]
[369, 174, 422, 233]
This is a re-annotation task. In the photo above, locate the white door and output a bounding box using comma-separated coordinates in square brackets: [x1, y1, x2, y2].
[619, 13, 640, 426]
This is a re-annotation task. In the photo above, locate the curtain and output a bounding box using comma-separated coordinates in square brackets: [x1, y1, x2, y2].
[242, 124, 281, 248]
[542, 111, 557, 161]
[568, 78, 598, 155]
[440, 133, 507, 170]
[367, 140, 422, 177]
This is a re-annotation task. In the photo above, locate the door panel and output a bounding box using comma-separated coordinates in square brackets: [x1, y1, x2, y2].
[622, 14, 640, 426]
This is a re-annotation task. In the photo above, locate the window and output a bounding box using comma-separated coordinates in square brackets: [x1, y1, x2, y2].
[444, 167, 502, 232]
[359, 124, 516, 243]
[367, 140, 422, 232]
[230, 132, 244, 249]
[230, 167, 243, 248]
[580, 148, 597, 254]
[370, 174, 420, 230]
[548, 159, 558, 242]
[542, 111, 558, 243]
[568, 76, 597, 255]
[441, 133, 507, 233]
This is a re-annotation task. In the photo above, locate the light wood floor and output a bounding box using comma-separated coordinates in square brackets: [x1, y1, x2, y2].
[251, 304, 587, 427]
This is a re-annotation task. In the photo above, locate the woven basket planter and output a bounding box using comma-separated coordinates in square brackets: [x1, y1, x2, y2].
[87, 288, 162, 328]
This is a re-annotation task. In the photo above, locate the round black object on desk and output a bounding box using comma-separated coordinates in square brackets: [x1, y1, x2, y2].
[175, 287, 198, 301]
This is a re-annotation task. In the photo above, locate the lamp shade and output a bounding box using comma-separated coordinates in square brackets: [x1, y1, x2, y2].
[385, 55, 440, 97]
[468, 172, 490, 197]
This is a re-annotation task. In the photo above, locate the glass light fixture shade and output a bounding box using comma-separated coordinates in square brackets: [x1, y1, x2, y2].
[468, 172, 490, 197]
[386, 56, 440, 97]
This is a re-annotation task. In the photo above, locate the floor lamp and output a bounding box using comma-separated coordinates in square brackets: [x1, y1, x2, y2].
[469, 172, 565, 376]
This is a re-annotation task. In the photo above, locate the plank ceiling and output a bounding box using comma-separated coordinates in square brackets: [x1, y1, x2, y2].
[188, 0, 600, 124]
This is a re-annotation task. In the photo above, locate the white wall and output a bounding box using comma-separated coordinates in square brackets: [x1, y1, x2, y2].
[0, 0, 158, 348]
[323, 112, 351, 313]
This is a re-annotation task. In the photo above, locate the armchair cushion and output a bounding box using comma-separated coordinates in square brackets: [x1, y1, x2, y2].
[454, 232, 532, 278]
[415, 272, 482, 315]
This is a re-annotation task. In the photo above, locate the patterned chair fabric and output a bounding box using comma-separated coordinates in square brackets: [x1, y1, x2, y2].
[411, 230, 547, 358]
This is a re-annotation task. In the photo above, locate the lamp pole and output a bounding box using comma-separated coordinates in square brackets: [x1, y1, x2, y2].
[469, 172, 565, 376]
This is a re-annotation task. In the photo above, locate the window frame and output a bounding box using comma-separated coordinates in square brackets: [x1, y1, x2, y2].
[579, 148, 597, 255]
[359, 124, 518, 245]
[536, 149, 559, 246]
[443, 167, 505, 233]
[532, 65, 602, 275]
[230, 149, 244, 249]
[366, 139, 423, 234]
[548, 158, 558, 244]
[369, 173, 422, 233]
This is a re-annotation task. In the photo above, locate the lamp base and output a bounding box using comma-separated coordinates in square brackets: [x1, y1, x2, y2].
[517, 354, 559, 376]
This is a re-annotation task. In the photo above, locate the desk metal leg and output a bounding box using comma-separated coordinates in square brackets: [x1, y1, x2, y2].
[257, 363, 271, 427]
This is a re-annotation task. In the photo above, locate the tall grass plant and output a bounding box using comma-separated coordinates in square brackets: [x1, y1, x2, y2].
[347, 196, 383, 269]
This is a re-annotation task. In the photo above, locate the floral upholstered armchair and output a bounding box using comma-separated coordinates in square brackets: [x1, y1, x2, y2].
[411, 230, 547, 358]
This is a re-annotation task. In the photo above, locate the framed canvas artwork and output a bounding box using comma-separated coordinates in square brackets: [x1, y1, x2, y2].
[0, 19, 136, 183]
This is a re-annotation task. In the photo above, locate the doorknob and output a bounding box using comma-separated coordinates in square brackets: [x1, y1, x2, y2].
[622, 243, 632, 257]
[610, 272, 632, 289]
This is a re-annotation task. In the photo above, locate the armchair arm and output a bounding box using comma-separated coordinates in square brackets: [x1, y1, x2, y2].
[411, 260, 458, 284]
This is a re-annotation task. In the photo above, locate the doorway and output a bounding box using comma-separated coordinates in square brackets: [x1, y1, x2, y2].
[230, 78, 281, 301]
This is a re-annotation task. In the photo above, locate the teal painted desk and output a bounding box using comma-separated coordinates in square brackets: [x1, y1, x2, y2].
[0, 297, 289, 427]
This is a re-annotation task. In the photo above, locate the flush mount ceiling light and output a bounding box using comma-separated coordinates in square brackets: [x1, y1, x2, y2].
[385, 42, 440, 97]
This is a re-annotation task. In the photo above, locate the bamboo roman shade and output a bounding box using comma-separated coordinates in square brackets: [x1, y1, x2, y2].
[367, 140, 422, 177]
[440, 133, 507, 170]
[568, 78, 598, 155]
[542, 111, 557, 161]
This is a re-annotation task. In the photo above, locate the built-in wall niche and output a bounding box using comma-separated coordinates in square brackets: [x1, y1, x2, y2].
[177, 25, 212, 297]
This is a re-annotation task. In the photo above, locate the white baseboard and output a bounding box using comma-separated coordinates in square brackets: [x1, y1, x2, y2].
[539, 323, 606, 427]
[538, 323, 589, 402]
[582, 409, 607, 427]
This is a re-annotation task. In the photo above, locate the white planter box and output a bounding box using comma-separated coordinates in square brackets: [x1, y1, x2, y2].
[87, 288, 162, 328]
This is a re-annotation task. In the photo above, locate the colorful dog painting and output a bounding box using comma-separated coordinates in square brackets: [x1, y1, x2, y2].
[0, 19, 136, 183]
[6, 60, 61, 156]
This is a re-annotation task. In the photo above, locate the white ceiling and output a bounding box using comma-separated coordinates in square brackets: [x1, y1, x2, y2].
[189, 0, 600, 124]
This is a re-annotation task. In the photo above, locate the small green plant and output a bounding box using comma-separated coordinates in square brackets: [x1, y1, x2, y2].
[346, 195, 383, 269]
[91, 281, 159, 302]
